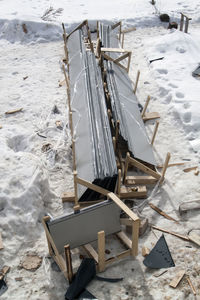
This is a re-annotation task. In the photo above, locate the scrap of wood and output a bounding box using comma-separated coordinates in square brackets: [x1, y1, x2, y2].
[21, 253, 42, 271]
[149, 203, 179, 223]
[23, 76, 28, 80]
[151, 225, 189, 241]
[15, 277, 23, 281]
[0, 266, 10, 280]
[62, 191, 75, 203]
[186, 276, 196, 295]
[157, 162, 185, 168]
[0, 232, 4, 250]
[121, 27, 136, 34]
[59, 79, 66, 87]
[194, 169, 199, 176]
[169, 270, 185, 288]
[142, 247, 150, 257]
[55, 120, 63, 129]
[183, 166, 198, 173]
[5, 108, 23, 115]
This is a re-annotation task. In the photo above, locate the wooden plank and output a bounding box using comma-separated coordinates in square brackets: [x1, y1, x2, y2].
[101, 47, 128, 53]
[111, 21, 121, 30]
[105, 249, 131, 265]
[64, 244, 73, 283]
[143, 112, 160, 121]
[98, 231, 105, 272]
[128, 156, 161, 180]
[183, 166, 198, 173]
[160, 152, 171, 182]
[169, 270, 185, 288]
[61, 191, 75, 203]
[122, 27, 136, 34]
[151, 225, 189, 241]
[82, 244, 98, 263]
[149, 202, 179, 223]
[116, 231, 132, 249]
[132, 218, 140, 256]
[114, 52, 130, 63]
[108, 192, 139, 222]
[0, 232, 3, 250]
[101, 52, 127, 71]
[5, 108, 23, 115]
[120, 185, 147, 199]
[76, 177, 109, 196]
[125, 175, 157, 185]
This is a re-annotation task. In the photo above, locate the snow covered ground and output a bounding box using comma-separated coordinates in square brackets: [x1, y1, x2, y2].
[1, 0, 200, 299]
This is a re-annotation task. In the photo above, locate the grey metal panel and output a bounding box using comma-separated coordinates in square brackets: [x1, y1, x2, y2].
[99, 23, 156, 166]
[48, 201, 121, 253]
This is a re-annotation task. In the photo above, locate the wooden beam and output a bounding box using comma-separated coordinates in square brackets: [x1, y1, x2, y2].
[122, 27, 136, 34]
[125, 175, 157, 185]
[73, 171, 78, 206]
[186, 276, 196, 295]
[5, 108, 23, 115]
[160, 152, 171, 182]
[98, 231, 105, 272]
[128, 156, 161, 180]
[105, 249, 131, 265]
[82, 244, 98, 263]
[62, 191, 75, 203]
[120, 185, 147, 199]
[116, 231, 132, 248]
[143, 112, 160, 122]
[132, 218, 140, 256]
[101, 47, 129, 53]
[101, 52, 127, 72]
[64, 244, 73, 283]
[67, 20, 87, 39]
[133, 70, 140, 94]
[117, 169, 121, 196]
[151, 121, 159, 145]
[151, 225, 189, 241]
[114, 52, 129, 63]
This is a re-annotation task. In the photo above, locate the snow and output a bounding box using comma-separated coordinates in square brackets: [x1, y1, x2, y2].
[1, 0, 200, 299]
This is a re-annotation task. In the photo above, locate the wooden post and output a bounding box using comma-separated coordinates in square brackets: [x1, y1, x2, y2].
[134, 70, 140, 94]
[151, 121, 159, 145]
[97, 21, 99, 39]
[180, 13, 184, 31]
[123, 152, 130, 183]
[113, 136, 116, 152]
[132, 219, 140, 256]
[127, 52, 132, 73]
[42, 216, 53, 256]
[117, 169, 121, 196]
[141, 95, 151, 118]
[98, 231, 105, 272]
[73, 171, 78, 206]
[115, 120, 120, 145]
[160, 152, 171, 183]
[64, 244, 73, 283]
[185, 17, 189, 33]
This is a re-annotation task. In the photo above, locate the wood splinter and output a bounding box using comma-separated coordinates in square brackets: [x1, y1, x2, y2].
[186, 276, 196, 295]
[5, 108, 23, 115]
[149, 203, 179, 223]
[169, 270, 185, 288]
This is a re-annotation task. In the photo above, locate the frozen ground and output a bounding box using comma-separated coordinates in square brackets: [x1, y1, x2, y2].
[1, 0, 200, 299]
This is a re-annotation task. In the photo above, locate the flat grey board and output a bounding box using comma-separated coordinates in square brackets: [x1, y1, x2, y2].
[48, 201, 121, 253]
[111, 63, 156, 165]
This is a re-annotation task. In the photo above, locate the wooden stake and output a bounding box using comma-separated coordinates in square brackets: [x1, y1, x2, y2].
[64, 244, 73, 283]
[97, 21, 99, 39]
[132, 218, 140, 256]
[5, 108, 23, 115]
[73, 171, 78, 206]
[123, 152, 130, 183]
[151, 121, 159, 145]
[98, 231, 105, 272]
[133, 70, 140, 94]
[160, 152, 171, 182]
[141, 95, 150, 118]
[149, 203, 179, 223]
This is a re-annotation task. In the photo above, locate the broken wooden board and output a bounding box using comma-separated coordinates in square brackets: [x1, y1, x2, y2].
[125, 175, 157, 185]
[0, 266, 10, 280]
[20, 253, 42, 271]
[179, 200, 200, 215]
[120, 185, 147, 199]
[149, 203, 179, 223]
[143, 112, 160, 122]
[62, 191, 75, 203]
[0, 232, 4, 250]
[183, 166, 198, 173]
[5, 108, 23, 114]
[169, 270, 185, 288]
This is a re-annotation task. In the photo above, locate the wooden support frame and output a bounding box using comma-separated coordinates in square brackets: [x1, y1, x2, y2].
[121, 27, 136, 48]
[43, 183, 140, 281]
[101, 48, 132, 73]
[111, 21, 122, 41]
[141, 95, 160, 122]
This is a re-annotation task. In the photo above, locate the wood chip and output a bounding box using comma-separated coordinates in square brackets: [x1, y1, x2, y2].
[157, 162, 185, 168]
[183, 166, 198, 173]
[169, 270, 185, 288]
[62, 191, 75, 203]
[149, 203, 179, 223]
[142, 246, 150, 257]
[0, 232, 4, 250]
[15, 277, 23, 281]
[21, 254, 42, 271]
[5, 108, 23, 115]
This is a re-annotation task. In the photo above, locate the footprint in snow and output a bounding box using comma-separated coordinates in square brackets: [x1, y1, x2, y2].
[168, 83, 178, 88]
[176, 92, 184, 98]
[183, 111, 191, 123]
[156, 69, 168, 75]
[176, 46, 186, 54]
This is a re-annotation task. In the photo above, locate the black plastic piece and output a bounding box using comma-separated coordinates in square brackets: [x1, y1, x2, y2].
[192, 64, 200, 77]
[79, 289, 97, 299]
[95, 275, 123, 283]
[0, 279, 8, 296]
[143, 234, 175, 269]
